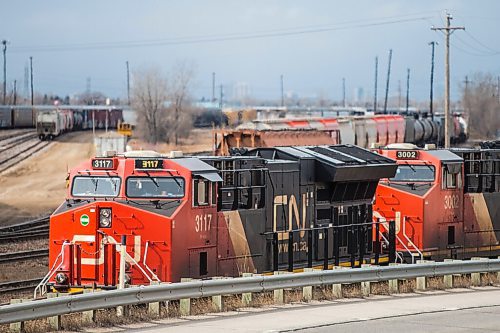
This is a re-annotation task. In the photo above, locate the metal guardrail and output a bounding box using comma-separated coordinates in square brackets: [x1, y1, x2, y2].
[1, 258, 500, 324]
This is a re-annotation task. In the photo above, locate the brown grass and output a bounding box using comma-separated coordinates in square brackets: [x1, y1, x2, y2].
[398, 279, 416, 293]
[453, 275, 471, 288]
[370, 281, 390, 295]
[342, 283, 361, 298]
[427, 276, 445, 290]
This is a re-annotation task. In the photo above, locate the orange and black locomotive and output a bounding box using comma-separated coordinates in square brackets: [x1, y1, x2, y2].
[44, 145, 397, 294]
[373, 143, 500, 262]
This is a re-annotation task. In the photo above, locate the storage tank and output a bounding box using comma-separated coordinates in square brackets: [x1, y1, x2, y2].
[94, 132, 128, 157]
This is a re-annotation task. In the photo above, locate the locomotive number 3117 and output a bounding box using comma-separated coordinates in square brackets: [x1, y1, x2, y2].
[195, 214, 212, 232]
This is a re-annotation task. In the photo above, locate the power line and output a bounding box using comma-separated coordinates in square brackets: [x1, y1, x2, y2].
[10, 16, 433, 53]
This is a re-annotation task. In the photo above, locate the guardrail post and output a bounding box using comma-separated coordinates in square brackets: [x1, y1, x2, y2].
[82, 289, 96, 324]
[443, 259, 454, 289]
[212, 277, 224, 312]
[416, 260, 427, 291]
[47, 293, 61, 330]
[148, 281, 161, 317]
[388, 263, 399, 294]
[180, 278, 192, 316]
[9, 299, 24, 333]
[361, 264, 371, 297]
[242, 273, 253, 306]
[471, 257, 484, 286]
[302, 268, 313, 301]
[332, 266, 344, 298]
[273, 271, 285, 304]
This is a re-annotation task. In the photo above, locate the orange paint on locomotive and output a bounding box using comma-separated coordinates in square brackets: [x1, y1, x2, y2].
[48, 154, 236, 290]
[373, 146, 464, 256]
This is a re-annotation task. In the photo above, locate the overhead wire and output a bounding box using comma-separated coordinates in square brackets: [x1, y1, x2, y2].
[10, 14, 434, 53]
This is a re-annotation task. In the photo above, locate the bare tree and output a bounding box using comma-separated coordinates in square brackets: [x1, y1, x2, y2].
[461, 72, 500, 140]
[168, 60, 196, 145]
[131, 66, 169, 144]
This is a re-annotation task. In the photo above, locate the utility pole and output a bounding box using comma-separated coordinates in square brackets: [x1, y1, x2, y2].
[342, 77, 346, 107]
[373, 56, 378, 113]
[398, 80, 402, 109]
[280, 74, 284, 107]
[2, 40, 7, 105]
[13, 80, 16, 105]
[497, 76, 500, 104]
[219, 84, 223, 109]
[126, 61, 130, 105]
[383, 49, 392, 114]
[432, 13, 464, 148]
[429, 41, 438, 121]
[406, 69, 410, 113]
[212, 72, 216, 102]
[30, 56, 34, 106]
[219, 84, 224, 127]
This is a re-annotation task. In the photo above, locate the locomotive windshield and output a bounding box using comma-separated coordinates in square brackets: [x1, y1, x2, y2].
[71, 176, 121, 197]
[126, 177, 185, 198]
[390, 165, 435, 182]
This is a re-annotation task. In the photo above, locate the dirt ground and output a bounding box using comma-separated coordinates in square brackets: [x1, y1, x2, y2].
[0, 131, 96, 226]
[0, 129, 213, 226]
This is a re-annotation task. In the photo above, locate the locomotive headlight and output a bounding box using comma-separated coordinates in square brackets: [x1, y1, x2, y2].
[55, 272, 68, 285]
[99, 208, 112, 228]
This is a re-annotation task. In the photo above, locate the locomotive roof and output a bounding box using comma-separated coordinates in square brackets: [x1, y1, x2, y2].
[245, 145, 397, 182]
[172, 157, 221, 173]
[425, 150, 464, 163]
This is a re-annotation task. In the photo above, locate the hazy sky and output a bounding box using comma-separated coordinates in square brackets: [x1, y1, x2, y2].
[2, 1, 500, 103]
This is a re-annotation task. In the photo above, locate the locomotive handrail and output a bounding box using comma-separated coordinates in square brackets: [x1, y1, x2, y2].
[3, 258, 500, 325]
[261, 220, 379, 235]
[34, 242, 69, 298]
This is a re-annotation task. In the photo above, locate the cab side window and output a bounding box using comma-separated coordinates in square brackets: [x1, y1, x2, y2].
[442, 163, 462, 189]
[193, 178, 211, 206]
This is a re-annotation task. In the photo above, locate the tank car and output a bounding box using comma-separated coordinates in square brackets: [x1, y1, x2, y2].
[373, 143, 500, 262]
[42, 145, 397, 294]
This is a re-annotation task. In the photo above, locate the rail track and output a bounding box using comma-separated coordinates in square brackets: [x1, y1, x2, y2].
[0, 249, 49, 264]
[0, 216, 50, 242]
[0, 130, 52, 173]
[0, 279, 42, 294]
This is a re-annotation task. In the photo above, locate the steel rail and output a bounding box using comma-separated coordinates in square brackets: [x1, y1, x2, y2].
[0, 279, 42, 294]
[0, 216, 49, 233]
[0, 140, 51, 172]
[0, 231, 49, 242]
[1, 258, 500, 324]
[0, 249, 49, 264]
[0, 133, 38, 152]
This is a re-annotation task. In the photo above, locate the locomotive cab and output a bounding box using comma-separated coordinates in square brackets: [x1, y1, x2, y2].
[46, 150, 222, 294]
[374, 144, 464, 261]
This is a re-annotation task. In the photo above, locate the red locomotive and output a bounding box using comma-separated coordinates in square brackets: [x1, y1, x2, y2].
[41, 145, 397, 295]
[373, 143, 500, 262]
